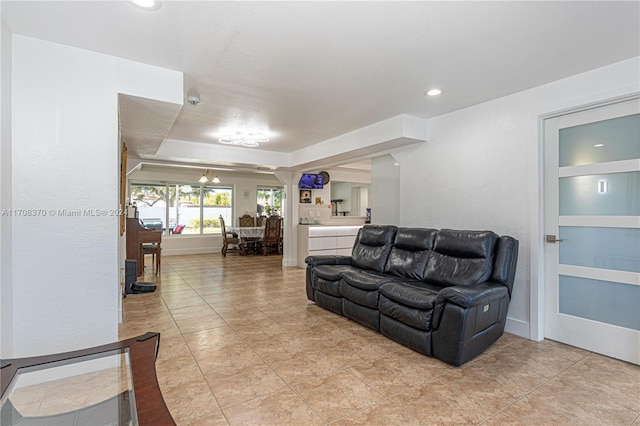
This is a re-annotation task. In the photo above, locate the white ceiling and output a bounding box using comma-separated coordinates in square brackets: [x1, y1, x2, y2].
[3, 1, 639, 171]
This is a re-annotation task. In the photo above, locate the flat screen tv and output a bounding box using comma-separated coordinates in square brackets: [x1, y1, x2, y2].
[299, 173, 323, 189]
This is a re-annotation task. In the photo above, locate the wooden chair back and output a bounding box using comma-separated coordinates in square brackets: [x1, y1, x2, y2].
[219, 215, 242, 256]
[256, 215, 266, 227]
[261, 216, 282, 255]
[239, 214, 255, 227]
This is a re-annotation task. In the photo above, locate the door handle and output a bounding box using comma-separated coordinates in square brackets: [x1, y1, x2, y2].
[545, 234, 565, 243]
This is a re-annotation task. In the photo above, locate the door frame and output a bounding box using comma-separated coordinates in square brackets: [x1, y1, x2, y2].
[531, 92, 640, 342]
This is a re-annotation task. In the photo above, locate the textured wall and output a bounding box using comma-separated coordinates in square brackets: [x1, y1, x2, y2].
[397, 57, 640, 339]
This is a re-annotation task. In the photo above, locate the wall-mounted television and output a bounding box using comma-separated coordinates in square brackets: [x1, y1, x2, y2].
[299, 173, 323, 189]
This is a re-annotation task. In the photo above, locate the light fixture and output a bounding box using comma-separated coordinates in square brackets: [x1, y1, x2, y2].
[129, 0, 161, 10]
[198, 170, 209, 183]
[425, 89, 442, 96]
[598, 179, 608, 194]
[212, 176, 221, 184]
[593, 143, 605, 147]
[218, 132, 270, 147]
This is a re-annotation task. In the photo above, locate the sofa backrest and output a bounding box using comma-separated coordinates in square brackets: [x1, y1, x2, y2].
[490, 236, 519, 297]
[424, 229, 498, 287]
[351, 225, 398, 272]
[384, 227, 437, 280]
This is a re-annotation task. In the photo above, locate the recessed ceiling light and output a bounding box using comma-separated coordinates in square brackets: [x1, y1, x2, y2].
[593, 143, 604, 147]
[425, 89, 442, 96]
[129, 0, 161, 10]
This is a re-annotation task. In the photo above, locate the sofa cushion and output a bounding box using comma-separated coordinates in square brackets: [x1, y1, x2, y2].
[313, 277, 342, 297]
[351, 225, 397, 272]
[424, 229, 498, 287]
[342, 270, 391, 291]
[341, 282, 380, 308]
[379, 281, 440, 310]
[379, 295, 433, 331]
[313, 264, 360, 281]
[385, 228, 437, 280]
[312, 265, 361, 297]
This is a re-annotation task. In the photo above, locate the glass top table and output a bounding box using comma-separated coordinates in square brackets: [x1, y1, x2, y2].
[1, 332, 174, 425]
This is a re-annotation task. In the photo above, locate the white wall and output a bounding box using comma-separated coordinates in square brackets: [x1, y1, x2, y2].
[396, 57, 640, 339]
[0, 12, 13, 357]
[9, 36, 182, 357]
[370, 154, 401, 224]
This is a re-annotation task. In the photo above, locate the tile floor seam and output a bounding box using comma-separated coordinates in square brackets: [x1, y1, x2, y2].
[163, 308, 228, 422]
[325, 394, 415, 425]
[280, 363, 384, 424]
[474, 353, 593, 425]
[216, 383, 325, 424]
[284, 384, 330, 425]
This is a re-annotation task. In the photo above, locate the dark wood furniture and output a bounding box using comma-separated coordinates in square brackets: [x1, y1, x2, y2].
[238, 215, 259, 253]
[238, 214, 255, 227]
[1, 332, 175, 425]
[126, 218, 162, 276]
[261, 216, 283, 255]
[219, 216, 242, 256]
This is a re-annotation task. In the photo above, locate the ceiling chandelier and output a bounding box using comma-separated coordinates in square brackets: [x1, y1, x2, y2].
[198, 170, 220, 184]
[218, 132, 269, 147]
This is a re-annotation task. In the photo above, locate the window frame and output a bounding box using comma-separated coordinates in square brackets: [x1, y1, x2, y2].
[257, 186, 283, 217]
[129, 181, 234, 236]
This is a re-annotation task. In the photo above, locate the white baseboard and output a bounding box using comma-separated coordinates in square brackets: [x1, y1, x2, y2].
[505, 317, 530, 339]
[283, 257, 299, 268]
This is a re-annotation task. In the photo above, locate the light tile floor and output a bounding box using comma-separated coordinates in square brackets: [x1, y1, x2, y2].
[120, 254, 640, 425]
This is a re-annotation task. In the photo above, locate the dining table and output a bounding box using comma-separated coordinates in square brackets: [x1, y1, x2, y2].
[228, 226, 265, 240]
[228, 226, 265, 254]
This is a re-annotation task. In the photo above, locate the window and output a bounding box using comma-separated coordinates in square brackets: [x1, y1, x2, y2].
[257, 187, 282, 216]
[202, 186, 232, 234]
[130, 183, 233, 235]
[129, 183, 170, 232]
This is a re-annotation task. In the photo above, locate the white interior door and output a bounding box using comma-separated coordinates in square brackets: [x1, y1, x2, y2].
[544, 98, 640, 365]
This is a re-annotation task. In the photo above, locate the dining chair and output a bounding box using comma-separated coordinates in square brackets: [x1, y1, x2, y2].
[238, 214, 260, 253]
[141, 233, 161, 275]
[261, 216, 282, 255]
[219, 215, 242, 256]
[238, 214, 255, 227]
[256, 215, 266, 227]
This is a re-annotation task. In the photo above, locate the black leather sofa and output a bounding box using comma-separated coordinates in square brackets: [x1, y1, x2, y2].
[305, 225, 519, 366]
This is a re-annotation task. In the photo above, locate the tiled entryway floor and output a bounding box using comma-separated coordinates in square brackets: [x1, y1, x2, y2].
[120, 254, 640, 425]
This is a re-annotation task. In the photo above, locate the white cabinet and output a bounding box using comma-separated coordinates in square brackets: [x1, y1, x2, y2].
[297, 225, 362, 267]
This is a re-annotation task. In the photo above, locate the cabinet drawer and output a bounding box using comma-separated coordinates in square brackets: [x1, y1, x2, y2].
[309, 227, 337, 237]
[335, 226, 362, 236]
[336, 235, 356, 249]
[335, 248, 353, 256]
[309, 248, 337, 256]
[309, 237, 336, 250]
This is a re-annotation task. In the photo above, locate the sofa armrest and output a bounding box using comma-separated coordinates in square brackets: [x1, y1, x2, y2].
[431, 282, 508, 330]
[305, 255, 352, 267]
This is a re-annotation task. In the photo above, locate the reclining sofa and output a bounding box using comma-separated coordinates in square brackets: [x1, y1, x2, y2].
[305, 225, 518, 366]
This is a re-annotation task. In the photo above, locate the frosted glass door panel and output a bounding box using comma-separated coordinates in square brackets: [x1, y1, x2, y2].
[559, 172, 640, 215]
[559, 227, 640, 272]
[559, 114, 640, 166]
[559, 275, 640, 331]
